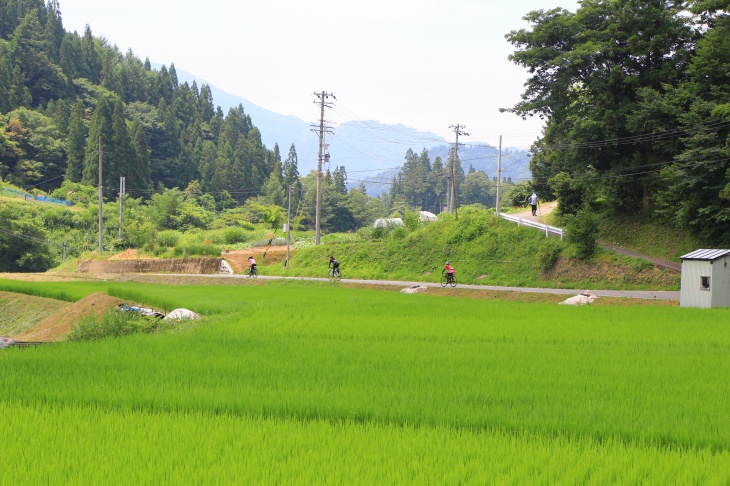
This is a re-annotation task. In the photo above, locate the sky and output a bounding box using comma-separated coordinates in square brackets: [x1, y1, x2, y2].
[57, 0, 579, 150]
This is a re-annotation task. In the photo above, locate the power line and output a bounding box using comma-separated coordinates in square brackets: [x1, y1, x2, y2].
[312, 91, 335, 245]
[548, 119, 730, 150]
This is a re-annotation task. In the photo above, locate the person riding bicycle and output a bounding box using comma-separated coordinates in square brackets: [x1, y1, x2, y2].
[247, 256, 257, 275]
[328, 255, 340, 277]
[442, 261, 455, 283]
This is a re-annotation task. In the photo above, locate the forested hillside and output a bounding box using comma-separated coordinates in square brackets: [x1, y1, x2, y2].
[0, 1, 475, 235]
[505, 0, 730, 244]
[0, 0, 296, 203]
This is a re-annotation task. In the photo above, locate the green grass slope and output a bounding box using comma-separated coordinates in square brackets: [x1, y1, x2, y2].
[266, 207, 679, 290]
[0, 291, 69, 336]
[597, 213, 702, 261]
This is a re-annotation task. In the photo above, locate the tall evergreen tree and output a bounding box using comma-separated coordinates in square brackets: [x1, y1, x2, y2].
[268, 142, 282, 178]
[80, 24, 100, 82]
[82, 95, 113, 186]
[65, 100, 86, 182]
[58, 32, 86, 84]
[262, 168, 286, 207]
[111, 98, 136, 194]
[283, 143, 301, 187]
[0, 0, 19, 39]
[0, 40, 13, 113]
[129, 118, 151, 195]
[43, 0, 64, 57]
[429, 156, 447, 213]
[211, 139, 234, 200]
[198, 84, 215, 122]
[10, 9, 67, 106]
[332, 165, 347, 195]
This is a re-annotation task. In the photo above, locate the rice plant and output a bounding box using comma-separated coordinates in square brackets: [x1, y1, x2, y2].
[1, 280, 730, 482]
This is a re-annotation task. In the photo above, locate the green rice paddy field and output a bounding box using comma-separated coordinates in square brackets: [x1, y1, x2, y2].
[1, 279, 729, 483]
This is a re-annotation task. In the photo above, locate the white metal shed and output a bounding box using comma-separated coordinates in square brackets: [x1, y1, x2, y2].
[679, 249, 730, 308]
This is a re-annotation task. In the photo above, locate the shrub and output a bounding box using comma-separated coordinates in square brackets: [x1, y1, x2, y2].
[403, 209, 422, 232]
[67, 309, 171, 341]
[224, 227, 250, 244]
[157, 230, 181, 248]
[536, 238, 563, 271]
[205, 230, 225, 245]
[357, 226, 374, 240]
[566, 208, 599, 260]
[390, 226, 407, 240]
[173, 244, 222, 257]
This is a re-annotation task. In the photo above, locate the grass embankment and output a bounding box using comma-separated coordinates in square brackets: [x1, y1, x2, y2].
[262, 207, 678, 290]
[597, 213, 701, 261]
[0, 291, 70, 336]
[0, 280, 728, 483]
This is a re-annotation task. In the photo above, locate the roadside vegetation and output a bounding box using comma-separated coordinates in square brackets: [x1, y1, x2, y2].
[67, 309, 175, 341]
[1, 280, 728, 482]
[266, 206, 678, 290]
[2, 181, 680, 290]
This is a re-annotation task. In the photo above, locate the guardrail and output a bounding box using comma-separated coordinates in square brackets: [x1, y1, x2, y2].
[497, 212, 564, 240]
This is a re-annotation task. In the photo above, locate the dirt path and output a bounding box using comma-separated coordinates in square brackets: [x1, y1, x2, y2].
[223, 246, 288, 274]
[508, 201, 680, 272]
[510, 201, 558, 223]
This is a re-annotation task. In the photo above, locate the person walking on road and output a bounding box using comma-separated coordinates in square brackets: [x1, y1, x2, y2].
[528, 192, 539, 216]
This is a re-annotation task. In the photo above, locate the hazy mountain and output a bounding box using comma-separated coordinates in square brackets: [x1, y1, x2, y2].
[171, 66, 531, 189]
[427, 145, 532, 182]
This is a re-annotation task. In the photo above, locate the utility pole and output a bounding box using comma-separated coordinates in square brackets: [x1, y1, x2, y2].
[311, 91, 335, 245]
[286, 185, 291, 270]
[118, 176, 125, 239]
[449, 124, 468, 218]
[496, 135, 502, 216]
[446, 176, 451, 213]
[98, 136, 103, 253]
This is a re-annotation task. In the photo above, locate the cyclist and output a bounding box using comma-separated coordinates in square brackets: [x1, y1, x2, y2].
[328, 255, 340, 277]
[247, 255, 257, 275]
[442, 261, 455, 284]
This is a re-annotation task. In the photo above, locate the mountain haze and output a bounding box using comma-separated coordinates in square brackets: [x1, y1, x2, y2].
[171, 66, 532, 194]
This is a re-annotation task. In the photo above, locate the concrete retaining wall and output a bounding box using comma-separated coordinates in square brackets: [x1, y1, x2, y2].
[78, 258, 225, 274]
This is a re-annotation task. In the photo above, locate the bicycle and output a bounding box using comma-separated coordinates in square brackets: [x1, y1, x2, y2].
[246, 266, 258, 278]
[328, 267, 341, 282]
[440, 272, 457, 288]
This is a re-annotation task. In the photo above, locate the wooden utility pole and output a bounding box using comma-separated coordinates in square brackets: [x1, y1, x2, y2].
[449, 124, 468, 219]
[496, 135, 502, 216]
[286, 185, 291, 270]
[312, 91, 335, 245]
[98, 136, 103, 253]
[118, 176, 125, 239]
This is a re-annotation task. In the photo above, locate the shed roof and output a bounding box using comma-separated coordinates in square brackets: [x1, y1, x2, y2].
[679, 249, 730, 261]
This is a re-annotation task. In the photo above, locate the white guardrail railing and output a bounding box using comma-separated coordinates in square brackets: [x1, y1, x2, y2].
[496, 212, 564, 240]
